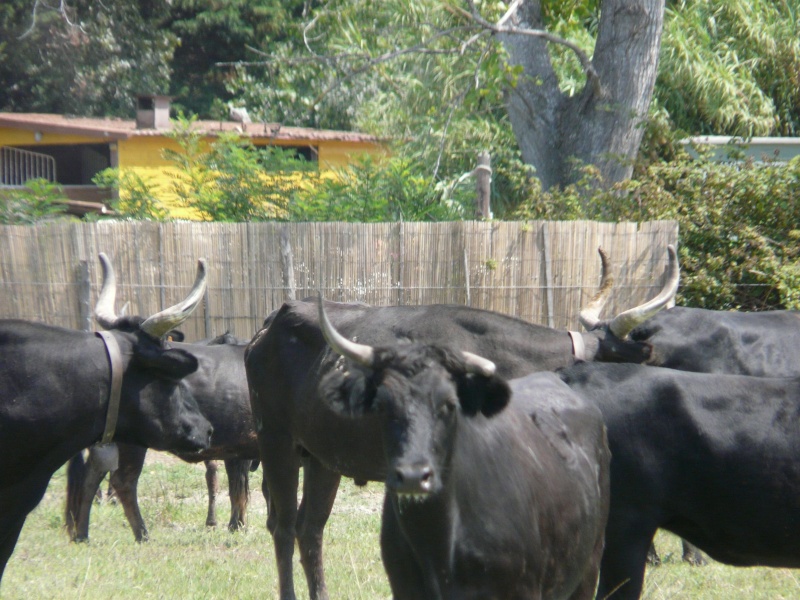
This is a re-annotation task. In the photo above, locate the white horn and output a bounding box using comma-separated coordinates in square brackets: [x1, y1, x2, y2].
[461, 351, 497, 377]
[579, 247, 614, 330]
[94, 252, 120, 329]
[608, 245, 680, 339]
[317, 293, 375, 367]
[140, 259, 208, 338]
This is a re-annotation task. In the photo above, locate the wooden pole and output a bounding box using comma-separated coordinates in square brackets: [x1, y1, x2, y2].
[475, 151, 492, 219]
[76, 260, 92, 332]
[280, 225, 296, 301]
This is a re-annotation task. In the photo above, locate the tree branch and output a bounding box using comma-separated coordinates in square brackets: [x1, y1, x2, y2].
[19, 0, 81, 39]
[463, 0, 602, 97]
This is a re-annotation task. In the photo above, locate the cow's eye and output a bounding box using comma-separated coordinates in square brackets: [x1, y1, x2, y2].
[439, 397, 457, 417]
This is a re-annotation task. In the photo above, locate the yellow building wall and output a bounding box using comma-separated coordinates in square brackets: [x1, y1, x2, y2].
[318, 141, 386, 170]
[1, 127, 386, 220]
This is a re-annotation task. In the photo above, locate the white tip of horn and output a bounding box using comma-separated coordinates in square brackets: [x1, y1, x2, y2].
[461, 351, 497, 377]
[317, 292, 375, 366]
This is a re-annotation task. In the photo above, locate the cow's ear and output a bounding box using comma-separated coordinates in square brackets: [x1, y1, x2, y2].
[457, 374, 511, 418]
[135, 347, 199, 380]
[166, 329, 185, 342]
[320, 370, 376, 418]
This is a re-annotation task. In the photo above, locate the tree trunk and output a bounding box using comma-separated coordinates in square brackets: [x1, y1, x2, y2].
[500, 0, 665, 190]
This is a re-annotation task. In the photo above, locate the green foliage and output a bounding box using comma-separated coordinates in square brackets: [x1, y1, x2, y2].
[291, 154, 466, 222]
[513, 154, 800, 311]
[0, 179, 69, 224]
[163, 114, 310, 221]
[167, 0, 310, 117]
[0, 1, 175, 116]
[92, 168, 167, 221]
[658, 0, 800, 136]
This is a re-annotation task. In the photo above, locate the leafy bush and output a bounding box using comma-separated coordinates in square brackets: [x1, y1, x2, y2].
[163, 115, 311, 221]
[92, 168, 167, 221]
[291, 154, 466, 222]
[512, 153, 800, 311]
[0, 179, 69, 224]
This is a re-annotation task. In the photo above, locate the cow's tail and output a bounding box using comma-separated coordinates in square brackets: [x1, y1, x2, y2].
[64, 451, 88, 537]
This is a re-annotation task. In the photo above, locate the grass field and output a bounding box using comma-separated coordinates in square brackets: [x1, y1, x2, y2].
[3, 453, 800, 599]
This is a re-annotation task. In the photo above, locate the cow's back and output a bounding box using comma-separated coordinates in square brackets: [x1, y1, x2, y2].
[560, 362, 800, 567]
[631, 307, 800, 376]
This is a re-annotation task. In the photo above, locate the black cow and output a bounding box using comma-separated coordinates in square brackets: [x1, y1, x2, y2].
[316, 298, 611, 599]
[558, 361, 800, 600]
[586, 303, 800, 566]
[0, 257, 213, 584]
[608, 306, 800, 377]
[65, 256, 258, 542]
[245, 247, 677, 600]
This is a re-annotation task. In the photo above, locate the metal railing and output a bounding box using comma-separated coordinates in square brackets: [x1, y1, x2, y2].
[0, 146, 57, 185]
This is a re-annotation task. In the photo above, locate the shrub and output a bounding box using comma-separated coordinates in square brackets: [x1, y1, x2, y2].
[0, 179, 69, 224]
[512, 155, 800, 311]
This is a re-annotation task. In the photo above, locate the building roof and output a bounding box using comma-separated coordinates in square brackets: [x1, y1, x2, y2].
[0, 112, 381, 144]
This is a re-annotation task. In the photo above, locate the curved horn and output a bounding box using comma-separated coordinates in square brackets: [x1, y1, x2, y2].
[94, 252, 120, 329]
[461, 351, 497, 377]
[140, 258, 208, 338]
[317, 293, 375, 367]
[608, 245, 680, 339]
[579, 246, 615, 330]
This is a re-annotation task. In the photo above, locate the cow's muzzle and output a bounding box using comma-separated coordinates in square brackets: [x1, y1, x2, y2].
[389, 463, 434, 496]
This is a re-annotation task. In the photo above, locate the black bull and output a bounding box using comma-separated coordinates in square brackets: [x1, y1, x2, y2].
[559, 362, 800, 600]
[316, 301, 611, 599]
[245, 247, 678, 600]
[65, 255, 259, 542]
[597, 305, 800, 566]
[65, 337, 257, 542]
[0, 258, 213, 584]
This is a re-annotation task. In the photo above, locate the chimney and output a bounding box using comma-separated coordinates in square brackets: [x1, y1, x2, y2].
[136, 94, 172, 130]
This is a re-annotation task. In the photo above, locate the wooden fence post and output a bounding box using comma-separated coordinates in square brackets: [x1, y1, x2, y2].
[76, 260, 92, 332]
[475, 151, 492, 219]
[280, 225, 296, 301]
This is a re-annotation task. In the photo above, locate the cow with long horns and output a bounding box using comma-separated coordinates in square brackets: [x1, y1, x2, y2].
[245, 245, 678, 600]
[0, 255, 213, 584]
[316, 296, 610, 599]
[65, 255, 258, 543]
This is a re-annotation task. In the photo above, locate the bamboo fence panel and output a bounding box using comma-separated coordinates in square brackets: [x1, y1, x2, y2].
[0, 220, 678, 340]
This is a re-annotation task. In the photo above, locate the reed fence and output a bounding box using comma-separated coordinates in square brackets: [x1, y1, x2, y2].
[0, 220, 678, 341]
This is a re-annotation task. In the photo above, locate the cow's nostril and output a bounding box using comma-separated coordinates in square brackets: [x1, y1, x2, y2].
[420, 467, 433, 491]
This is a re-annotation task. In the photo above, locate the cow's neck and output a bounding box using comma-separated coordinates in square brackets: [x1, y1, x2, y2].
[573, 331, 601, 363]
[391, 491, 454, 588]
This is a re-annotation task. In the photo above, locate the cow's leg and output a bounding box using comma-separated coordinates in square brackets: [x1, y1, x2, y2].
[225, 458, 251, 531]
[1, 472, 51, 582]
[569, 509, 608, 599]
[64, 452, 88, 539]
[596, 516, 657, 600]
[67, 446, 117, 542]
[296, 456, 341, 600]
[205, 460, 219, 527]
[0, 515, 25, 583]
[260, 429, 302, 600]
[108, 444, 149, 542]
[682, 539, 707, 566]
